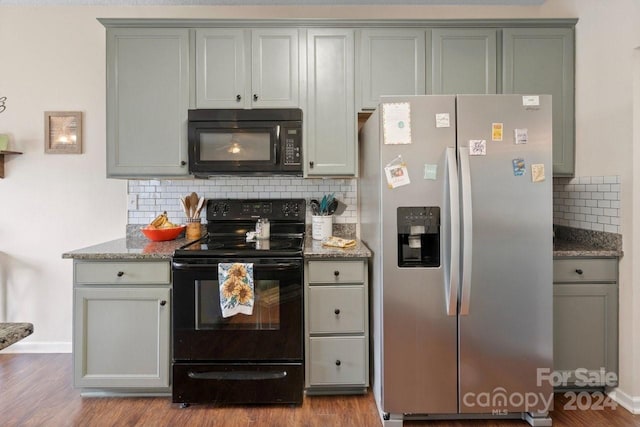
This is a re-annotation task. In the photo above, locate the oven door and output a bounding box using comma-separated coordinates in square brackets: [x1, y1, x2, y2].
[172, 257, 303, 361]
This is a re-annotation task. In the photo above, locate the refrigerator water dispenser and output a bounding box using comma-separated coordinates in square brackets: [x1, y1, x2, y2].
[397, 207, 440, 267]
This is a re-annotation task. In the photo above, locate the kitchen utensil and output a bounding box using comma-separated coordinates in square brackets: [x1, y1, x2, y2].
[195, 196, 205, 218]
[310, 199, 320, 215]
[189, 192, 199, 217]
[183, 196, 191, 218]
[180, 197, 189, 217]
[327, 199, 338, 215]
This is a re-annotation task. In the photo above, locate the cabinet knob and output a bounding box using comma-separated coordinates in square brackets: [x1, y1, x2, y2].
[160, 300, 167, 306]
[334, 270, 340, 277]
[334, 308, 340, 315]
[180, 160, 186, 166]
[117, 271, 124, 277]
[335, 360, 341, 366]
[253, 94, 258, 101]
[575, 269, 584, 275]
[236, 94, 242, 101]
[309, 161, 314, 169]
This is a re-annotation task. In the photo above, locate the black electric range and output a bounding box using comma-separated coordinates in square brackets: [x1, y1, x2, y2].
[171, 199, 306, 407]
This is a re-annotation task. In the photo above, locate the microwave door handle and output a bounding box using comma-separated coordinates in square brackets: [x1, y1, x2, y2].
[274, 125, 280, 163]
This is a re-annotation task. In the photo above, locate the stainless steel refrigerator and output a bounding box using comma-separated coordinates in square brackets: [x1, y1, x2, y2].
[359, 95, 553, 426]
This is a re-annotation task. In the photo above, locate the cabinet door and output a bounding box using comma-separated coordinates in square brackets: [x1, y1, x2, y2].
[196, 29, 247, 108]
[306, 29, 356, 176]
[73, 286, 171, 388]
[431, 29, 497, 95]
[251, 29, 299, 107]
[503, 28, 575, 176]
[553, 283, 618, 386]
[358, 29, 426, 110]
[106, 28, 189, 177]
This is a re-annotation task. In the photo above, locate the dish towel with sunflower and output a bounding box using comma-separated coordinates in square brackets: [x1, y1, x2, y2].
[218, 263, 254, 318]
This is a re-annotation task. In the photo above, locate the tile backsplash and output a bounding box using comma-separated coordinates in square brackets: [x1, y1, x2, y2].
[127, 177, 358, 225]
[553, 175, 620, 234]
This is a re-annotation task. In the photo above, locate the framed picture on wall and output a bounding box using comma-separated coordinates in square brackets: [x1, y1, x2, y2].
[44, 111, 82, 154]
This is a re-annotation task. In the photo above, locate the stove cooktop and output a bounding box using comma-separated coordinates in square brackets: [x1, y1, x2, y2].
[174, 234, 304, 258]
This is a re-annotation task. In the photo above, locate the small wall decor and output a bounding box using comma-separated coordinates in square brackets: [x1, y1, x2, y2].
[45, 111, 82, 154]
[0, 96, 7, 114]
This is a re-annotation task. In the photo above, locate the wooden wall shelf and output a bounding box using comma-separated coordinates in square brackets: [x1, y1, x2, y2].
[0, 150, 23, 178]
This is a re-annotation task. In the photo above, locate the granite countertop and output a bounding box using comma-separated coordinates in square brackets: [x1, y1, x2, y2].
[62, 237, 188, 260]
[303, 235, 372, 259]
[62, 233, 372, 260]
[553, 226, 623, 258]
[553, 240, 622, 258]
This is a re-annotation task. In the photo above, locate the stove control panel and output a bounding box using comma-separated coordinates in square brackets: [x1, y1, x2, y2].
[207, 199, 306, 221]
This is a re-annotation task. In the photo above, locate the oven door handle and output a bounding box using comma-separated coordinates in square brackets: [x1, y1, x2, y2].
[188, 370, 287, 381]
[172, 262, 300, 271]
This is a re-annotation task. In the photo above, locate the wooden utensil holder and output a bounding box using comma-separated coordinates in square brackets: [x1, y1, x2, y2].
[186, 219, 202, 240]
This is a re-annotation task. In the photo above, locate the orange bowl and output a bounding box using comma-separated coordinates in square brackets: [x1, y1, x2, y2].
[141, 225, 186, 242]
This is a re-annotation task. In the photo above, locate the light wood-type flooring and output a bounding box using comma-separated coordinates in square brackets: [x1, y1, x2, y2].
[1, 354, 639, 426]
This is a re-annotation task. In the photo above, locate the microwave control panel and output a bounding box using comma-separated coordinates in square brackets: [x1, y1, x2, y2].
[283, 128, 302, 166]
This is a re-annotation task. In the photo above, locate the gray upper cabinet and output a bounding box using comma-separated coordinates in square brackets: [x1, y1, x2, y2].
[431, 28, 497, 95]
[195, 28, 299, 108]
[358, 29, 427, 111]
[106, 28, 189, 177]
[502, 28, 575, 176]
[306, 29, 356, 176]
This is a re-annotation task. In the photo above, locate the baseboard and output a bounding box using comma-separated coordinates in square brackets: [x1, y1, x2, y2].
[0, 341, 71, 354]
[609, 387, 640, 414]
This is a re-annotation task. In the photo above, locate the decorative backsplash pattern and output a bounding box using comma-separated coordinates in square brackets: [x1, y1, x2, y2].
[127, 178, 358, 225]
[553, 176, 620, 234]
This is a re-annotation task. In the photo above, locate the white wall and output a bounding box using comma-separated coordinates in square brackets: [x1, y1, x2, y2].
[1, 0, 640, 407]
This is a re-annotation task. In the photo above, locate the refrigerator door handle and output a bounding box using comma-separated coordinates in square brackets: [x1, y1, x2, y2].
[459, 147, 473, 316]
[445, 147, 460, 316]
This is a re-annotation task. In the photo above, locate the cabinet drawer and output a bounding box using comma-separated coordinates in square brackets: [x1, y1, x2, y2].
[75, 261, 171, 285]
[308, 261, 365, 284]
[309, 286, 365, 334]
[309, 337, 366, 386]
[553, 258, 617, 283]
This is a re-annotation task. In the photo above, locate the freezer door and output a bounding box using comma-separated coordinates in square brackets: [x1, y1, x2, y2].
[456, 95, 553, 414]
[378, 95, 458, 414]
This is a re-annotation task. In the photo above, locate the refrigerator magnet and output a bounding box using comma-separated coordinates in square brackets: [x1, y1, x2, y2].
[531, 164, 545, 182]
[384, 156, 411, 189]
[382, 102, 412, 145]
[423, 163, 437, 180]
[512, 158, 526, 176]
[469, 140, 487, 156]
[491, 123, 503, 141]
[514, 128, 528, 144]
[435, 113, 450, 128]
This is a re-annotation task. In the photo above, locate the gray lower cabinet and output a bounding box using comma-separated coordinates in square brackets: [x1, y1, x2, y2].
[357, 29, 427, 111]
[305, 259, 369, 394]
[503, 28, 575, 176]
[73, 260, 171, 391]
[106, 28, 190, 177]
[305, 29, 356, 176]
[195, 28, 300, 109]
[553, 257, 618, 388]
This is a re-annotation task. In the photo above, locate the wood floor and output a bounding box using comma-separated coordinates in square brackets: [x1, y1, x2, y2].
[1, 354, 639, 427]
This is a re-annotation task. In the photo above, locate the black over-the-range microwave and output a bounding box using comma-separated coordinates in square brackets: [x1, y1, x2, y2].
[187, 108, 303, 177]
